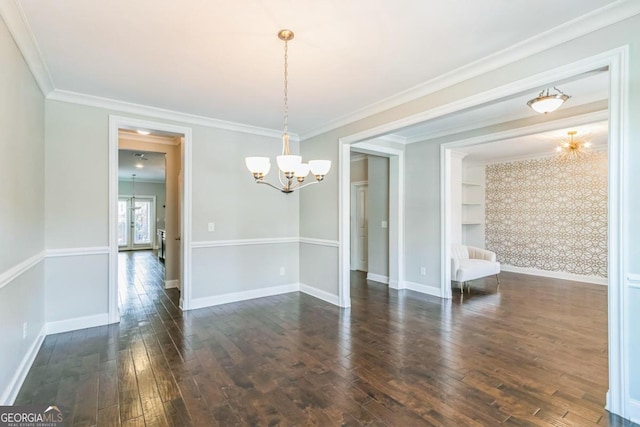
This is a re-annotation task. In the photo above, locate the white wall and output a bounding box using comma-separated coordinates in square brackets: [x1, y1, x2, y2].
[367, 156, 389, 279]
[299, 14, 640, 410]
[0, 15, 45, 403]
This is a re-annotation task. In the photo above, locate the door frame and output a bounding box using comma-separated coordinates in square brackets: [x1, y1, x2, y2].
[350, 181, 368, 271]
[109, 115, 193, 322]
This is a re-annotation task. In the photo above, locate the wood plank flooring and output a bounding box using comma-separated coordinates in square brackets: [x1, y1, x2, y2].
[15, 250, 637, 426]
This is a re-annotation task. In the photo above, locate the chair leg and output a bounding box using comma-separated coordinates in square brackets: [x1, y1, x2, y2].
[467, 281, 471, 294]
[496, 274, 500, 290]
[460, 281, 464, 294]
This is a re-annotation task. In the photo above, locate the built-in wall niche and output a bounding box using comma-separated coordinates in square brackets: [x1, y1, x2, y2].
[461, 163, 485, 248]
[462, 182, 482, 224]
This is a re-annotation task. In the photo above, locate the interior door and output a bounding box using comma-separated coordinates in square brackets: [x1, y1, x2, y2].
[118, 197, 155, 250]
[356, 185, 368, 272]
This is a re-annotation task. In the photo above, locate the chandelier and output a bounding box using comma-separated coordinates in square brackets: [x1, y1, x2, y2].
[245, 29, 331, 193]
[556, 131, 592, 159]
[527, 86, 571, 114]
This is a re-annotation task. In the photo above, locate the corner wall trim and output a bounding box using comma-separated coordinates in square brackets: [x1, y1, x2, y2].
[299, 237, 340, 247]
[402, 281, 443, 298]
[501, 265, 608, 285]
[0, 251, 45, 290]
[165, 280, 179, 289]
[46, 247, 110, 258]
[45, 313, 110, 335]
[299, 284, 340, 306]
[0, 325, 46, 405]
[192, 237, 299, 249]
[366, 273, 389, 285]
[189, 284, 299, 310]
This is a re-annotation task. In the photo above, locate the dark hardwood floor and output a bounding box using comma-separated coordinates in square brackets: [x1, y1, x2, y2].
[15, 250, 636, 426]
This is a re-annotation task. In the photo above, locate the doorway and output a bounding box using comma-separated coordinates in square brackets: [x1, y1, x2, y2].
[337, 49, 627, 417]
[350, 182, 368, 272]
[108, 116, 193, 323]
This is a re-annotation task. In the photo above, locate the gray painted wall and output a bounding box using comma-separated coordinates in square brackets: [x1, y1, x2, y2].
[0, 15, 45, 402]
[44, 99, 301, 320]
[367, 156, 389, 278]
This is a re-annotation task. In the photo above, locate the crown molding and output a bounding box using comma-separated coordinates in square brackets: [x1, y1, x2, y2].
[0, 0, 54, 95]
[298, 0, 640, 141]
[476, 143, 607, 166]
[48, 90, 297, 140]
[378, 134, 407, 144]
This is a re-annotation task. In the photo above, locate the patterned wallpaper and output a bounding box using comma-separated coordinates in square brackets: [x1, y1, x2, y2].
[485, 151, 608, 277]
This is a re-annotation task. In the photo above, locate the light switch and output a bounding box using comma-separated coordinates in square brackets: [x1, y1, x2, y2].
[208, 222, 215, 232]
[381, 221, 388, 229]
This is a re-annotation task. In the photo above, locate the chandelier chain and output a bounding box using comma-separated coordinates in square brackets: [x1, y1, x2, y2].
[283, 38, 289, 138]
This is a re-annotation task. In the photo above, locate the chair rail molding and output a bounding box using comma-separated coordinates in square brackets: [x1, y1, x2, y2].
[0, 252, 45, 290]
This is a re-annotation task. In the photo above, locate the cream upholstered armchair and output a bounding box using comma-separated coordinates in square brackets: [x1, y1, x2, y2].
[451, 244, 501, 294]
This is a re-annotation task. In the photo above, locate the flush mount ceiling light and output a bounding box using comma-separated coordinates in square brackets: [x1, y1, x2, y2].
[133, 152, 147, 168]
[527, 86, 571, 114]
[136, 129, 151, 135]
[556, 130, 592, 160]
[245, 29, 331, 194]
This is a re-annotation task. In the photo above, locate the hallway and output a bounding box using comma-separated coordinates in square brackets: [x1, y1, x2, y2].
[13, 254, 635, 426]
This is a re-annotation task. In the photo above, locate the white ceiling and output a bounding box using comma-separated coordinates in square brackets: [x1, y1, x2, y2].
[461, 121, 609, 164]
[18, 0, 617, 135]
[118, 150, 166, 182]
[391, 71, 609, 142]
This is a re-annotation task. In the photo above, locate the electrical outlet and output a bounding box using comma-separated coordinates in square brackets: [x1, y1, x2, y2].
[208, 222, 215, 232]
[420, 267, 426, 276]
[279, 267, 285, 276]
[22, 322, 27, 340]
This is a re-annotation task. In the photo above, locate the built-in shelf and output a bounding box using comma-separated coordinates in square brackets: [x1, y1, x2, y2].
[462, 222, 482, 225]
[462, 182, 482, 186]
[462, 202, 481, 205]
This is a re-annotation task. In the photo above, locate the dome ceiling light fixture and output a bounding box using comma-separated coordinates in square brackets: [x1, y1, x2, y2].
[527, 86, 571, 114]
[245, 29, 331, 194]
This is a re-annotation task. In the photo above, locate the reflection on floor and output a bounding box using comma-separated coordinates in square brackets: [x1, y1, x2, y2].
[15, 255, 637, 426]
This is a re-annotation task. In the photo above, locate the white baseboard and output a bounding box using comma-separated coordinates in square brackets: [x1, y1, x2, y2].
[0, 325, 46, 405]
[299, 284, 340, 306]
[367, 273, 389, 284]
[45, 313, 110, 335]
[402, 280, 443, 298]
[501, 265, 607, 285]
[165, 279, 180, 289]
[190, 283, 299, 310]
[389, 279, 401, 289]
[629, 399, 640, 424]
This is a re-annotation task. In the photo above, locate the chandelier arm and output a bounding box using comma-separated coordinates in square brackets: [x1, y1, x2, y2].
[277, 169, 287, 187]
[292, 180, 319, 191]
[256, 180, 285, 191]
